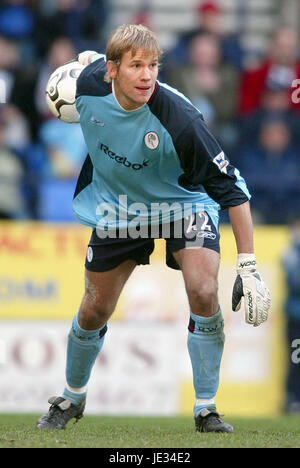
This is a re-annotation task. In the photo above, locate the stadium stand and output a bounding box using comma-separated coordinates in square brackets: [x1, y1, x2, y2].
[0, 0, 299, 224]
[109, 0, 286, 59]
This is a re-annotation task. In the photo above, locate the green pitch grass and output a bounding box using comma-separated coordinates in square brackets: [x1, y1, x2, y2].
[0, 414, 299, 448]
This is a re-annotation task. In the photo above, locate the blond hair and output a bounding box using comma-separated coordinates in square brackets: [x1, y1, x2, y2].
[105, 24, 162, 81]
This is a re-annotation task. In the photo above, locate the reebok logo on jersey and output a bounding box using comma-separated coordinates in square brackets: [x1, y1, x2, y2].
[91, 116, 105, 126]
[99, 142, 149, 171]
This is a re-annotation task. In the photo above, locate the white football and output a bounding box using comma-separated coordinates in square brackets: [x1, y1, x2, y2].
[45, 61, 84, 123]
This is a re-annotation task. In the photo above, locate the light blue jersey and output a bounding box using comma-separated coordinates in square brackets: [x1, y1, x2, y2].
[73, 55, 250, 232]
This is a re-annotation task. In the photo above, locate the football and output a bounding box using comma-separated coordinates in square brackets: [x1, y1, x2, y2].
[45, 61, 84, 123]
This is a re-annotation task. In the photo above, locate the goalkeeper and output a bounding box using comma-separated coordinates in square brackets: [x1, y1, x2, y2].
[37, 24, 271, 432]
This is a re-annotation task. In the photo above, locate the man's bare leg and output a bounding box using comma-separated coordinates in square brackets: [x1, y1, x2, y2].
[172, 247, 233, 432]
[37, 260, 136, 429]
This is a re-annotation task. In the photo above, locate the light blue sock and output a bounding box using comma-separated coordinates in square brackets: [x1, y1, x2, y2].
[187, 306, 225, 417]
[62, 312, 107, 405]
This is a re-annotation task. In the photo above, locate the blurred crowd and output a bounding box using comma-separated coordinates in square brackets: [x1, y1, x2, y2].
[0, 0, 299, 224]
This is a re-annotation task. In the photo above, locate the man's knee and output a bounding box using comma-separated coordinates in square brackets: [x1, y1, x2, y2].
[79, 285, 115, 327]
[186, 278, 219, 316]
[81, 298, 113, 324]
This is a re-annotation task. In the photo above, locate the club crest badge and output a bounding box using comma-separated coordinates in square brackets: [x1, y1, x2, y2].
[144, 132, 159, 150]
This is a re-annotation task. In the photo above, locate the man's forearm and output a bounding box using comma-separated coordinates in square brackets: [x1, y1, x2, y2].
[228, 201, 254, 254]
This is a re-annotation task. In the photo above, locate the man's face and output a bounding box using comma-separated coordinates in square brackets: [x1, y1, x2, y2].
[201, 11, 221, 35]
[271, 29, 298, 66]
[107, 48, 159, 110]
[259, 121, 290, 154]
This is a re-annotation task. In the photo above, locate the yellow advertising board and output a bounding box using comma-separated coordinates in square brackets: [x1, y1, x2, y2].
[0, 221, 166, 320]
[0, 222, 90, 319]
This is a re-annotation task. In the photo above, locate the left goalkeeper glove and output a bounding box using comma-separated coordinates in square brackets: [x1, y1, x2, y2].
[232, 254, 271, 327]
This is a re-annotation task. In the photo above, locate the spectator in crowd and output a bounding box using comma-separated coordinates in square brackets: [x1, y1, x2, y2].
[0, 0, 37, 65]
[38, 118, 87, 179]
[167, 0, 244, 69]
[168, 32, 239, 121]
[0, 103, 46, 218]
[10, 35, 78, 141]
[167, 32, 240, 151]
[0, 1, 111, 221]
[282, 219, 300, 413]
[0, 35, 20, 104]
[236, 115, 300, 224]
[239, 83, 300, 149]
[132, 0, 151, 28]
[0, 110, 26, 219]
[34, 36, 77, 119]
[0, 27, 41, 141]
[34, 0, 109, 58]
[0, 103, 30, 151]
[238, 27, 300, 116]
[34, 36, 87, 179]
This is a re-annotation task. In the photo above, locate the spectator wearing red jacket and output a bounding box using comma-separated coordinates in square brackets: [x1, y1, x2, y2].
[239, 27, 300, 115]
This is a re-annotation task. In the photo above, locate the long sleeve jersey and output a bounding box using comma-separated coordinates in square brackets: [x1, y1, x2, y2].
[73, 54, 250, 231]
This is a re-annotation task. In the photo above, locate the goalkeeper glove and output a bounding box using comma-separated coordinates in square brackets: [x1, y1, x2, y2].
[77, 51, 99, 67]
[64, 51, 99, 67]
[232, 254, 271, 327]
